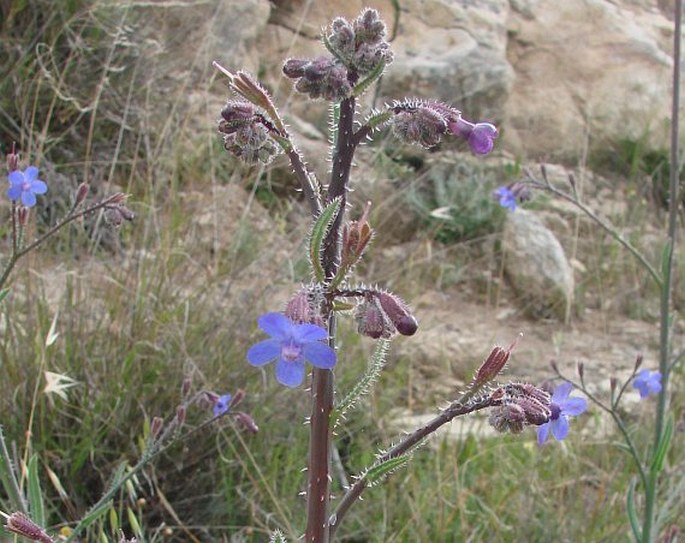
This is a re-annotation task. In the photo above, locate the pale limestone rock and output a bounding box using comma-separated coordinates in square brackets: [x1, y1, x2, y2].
[503, 209, 575, 321]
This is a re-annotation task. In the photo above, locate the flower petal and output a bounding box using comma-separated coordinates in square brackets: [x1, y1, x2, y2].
[21, 190, 37, 207]
[551, 382, 573, 403]
[275, 358, 306, 387]
[7, 185, 22, 201]
[551, 416, 570, 441]
[213, 394, 232, 416]
[31, 180, 47, 195]
[246, 339, 280, 366]
[560, 396, 587, 417]
[24, 166, 39, 182]
[293, 322, 328, 342]
[303, 341, 337, 369]
[257, 312, 292, 339]
[7, 170, 23, 185]
[537, 422, 550, 445]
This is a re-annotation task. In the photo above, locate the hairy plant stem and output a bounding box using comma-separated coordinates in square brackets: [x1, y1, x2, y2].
[328, 394, 495, 540]
[0, 194, 126, 291]
[643, 0, 681, 540]
[305, 96, 357, 543]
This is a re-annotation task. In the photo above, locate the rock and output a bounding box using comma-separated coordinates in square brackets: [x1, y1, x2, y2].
[506, 0, 677, 160]
[503, 209, 574, 321]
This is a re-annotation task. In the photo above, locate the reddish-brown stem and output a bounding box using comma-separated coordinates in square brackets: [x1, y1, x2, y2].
[305, 95, 357, 543]
[328, 395, 495, 540]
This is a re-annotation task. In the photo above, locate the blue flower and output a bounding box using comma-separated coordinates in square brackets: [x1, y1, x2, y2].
[494, 186, 517, 211]
[632, 369, 662, 399]
[213, 393, 232, 417]
[7, 166, 48, 207]
[537, 383, 587, 444]
[246, 312, 337, 388]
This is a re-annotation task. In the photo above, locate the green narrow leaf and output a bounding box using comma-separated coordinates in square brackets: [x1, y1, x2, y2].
[0, 288, 9, 303]
[352, 60, 386, 97]
[627, 479, 642, 542]
[660, 240, 673, 279]
[0, 426, 26, 513]
[76, 500, 113, 532]
[650, 416, 673, 473]
[27, 455, 45, 527]
[309, 198, 342, 282]
[366, 456, 409, 485]
[363, 110, 394, 133]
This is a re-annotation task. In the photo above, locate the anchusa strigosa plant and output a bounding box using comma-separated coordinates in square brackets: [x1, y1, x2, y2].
[1, 143, 135, 297]
[213, 8, 587, 542]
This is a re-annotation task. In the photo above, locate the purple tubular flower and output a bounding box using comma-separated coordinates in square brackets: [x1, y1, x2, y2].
[448, 118, 498, 155]
[537, 383, 587, 444]
[213, 393, 232, 416]
[246, 313, 337, 388]
[7, 166, 48, 207]
[632, 369, 662, 399]
[494, 186, 517, 211]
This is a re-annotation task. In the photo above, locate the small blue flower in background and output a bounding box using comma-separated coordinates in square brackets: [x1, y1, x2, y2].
[494, 186, 517, 211]
[537, 382, 587, 444]
[247, 312, 337, 388]
[632, 369, 662, 399]
[213, 393, 232, 417]
[7, 166, 48, 207]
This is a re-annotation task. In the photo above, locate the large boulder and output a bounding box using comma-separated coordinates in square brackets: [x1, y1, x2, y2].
[502, 209, 575, 321]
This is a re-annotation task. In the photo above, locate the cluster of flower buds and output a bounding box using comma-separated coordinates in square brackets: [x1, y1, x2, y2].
[218, 100, 281, 164]
[103, 193, 135, 228]
[282, 8, 393, 101]
[355, 290, 418, 339]
[488, 382, 552, 434]
[390, 99, 498, 154]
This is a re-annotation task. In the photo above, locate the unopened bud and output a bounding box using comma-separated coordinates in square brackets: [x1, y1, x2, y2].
[7, 142, 19, 171]
[17, 207, 29, 226]
[5, 512, 54, 543]
[376, 291, 418, 336]
[341, 201, 373, 267]
[285, 288, 323, 325]
[136, 498, 146, 508]
[576, 361, 584, 380]
[181, 376, 192, 398]
[175, 405, 186, 426]
[633, 353, 644, 372]
[75, 183, 89, 205]
[609, 376, 618, 394]
[235, 412, 259, 433]
[473, 345, 511, 387]
[355, 297, 392, 339]
[283, 58, 309, 78]
[230, 388, 246, 407]
[150, 416, 164, 438]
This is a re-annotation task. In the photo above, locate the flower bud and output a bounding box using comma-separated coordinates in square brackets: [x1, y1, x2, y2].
[150, 416, 164, 438]
[7, 145, 19, 172]
[283, 58, 309, 78]
[17, 206, 29, 226]
[391, 105, 447, 148]
[576, 361, 585, 380]
[376, 291, 418, 336]
[5, 512, 54, 543]
[230, 388, 246, 407]
[473, 345, 510, 388]
[75, 183, 90, 205]
[341, 201, 373, 267]
[181, 375, 192, 398]
[235, 412, 259, 433]
[355, 297, 392, 339]
[175, 405, 186, 426]
[633, 353, 644, 372]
